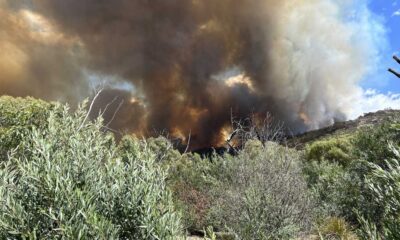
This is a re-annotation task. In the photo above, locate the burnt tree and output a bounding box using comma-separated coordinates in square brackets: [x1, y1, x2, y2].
[389, 55, 400, 78]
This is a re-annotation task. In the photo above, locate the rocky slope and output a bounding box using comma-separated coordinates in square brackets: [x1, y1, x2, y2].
[288, 109, 400, 148]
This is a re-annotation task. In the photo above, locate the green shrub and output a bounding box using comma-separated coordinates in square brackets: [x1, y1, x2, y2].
[355, 144, 400, 239]
[146, 136, 181, 163]
[167, 140, 314, 239]
[209, 141, 313, 239]
[303, 160, 347, 217]
[352, 124, 400, 165]
[333, 124, 400, 225]
[306, 137, 353, 166]
[303, 122, 400, 239]
[168, 152, 219, 231]
[120, 134, 220, 232]
[0, 101, 182, 239]
[0, 96, 55, 162]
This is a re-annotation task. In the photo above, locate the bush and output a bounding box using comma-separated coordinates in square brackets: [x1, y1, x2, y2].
[209, 141, 313, 239]
[167, 140, 314, 239]
[146, 136, 181, 163]
[303, 122, 400, 238]
[0, 101, 182, 239]
[167, 152, 219, 231]
[304, 154, 389, 229]
[331, 124, 400, 226]
[303, 160, 347, 217]
[317, 217, 358, 240]
[306, 137, 353, 166]
[352, 124, 400, 165]
[356, 144, 400, 239]
[0, 96, 55, 162]
[118, 135, 218, 231]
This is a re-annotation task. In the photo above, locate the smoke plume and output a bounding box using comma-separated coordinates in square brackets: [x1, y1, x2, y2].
[0, 0, 387, 148]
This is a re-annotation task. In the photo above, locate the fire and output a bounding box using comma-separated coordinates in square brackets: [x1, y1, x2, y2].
[299, 112, 312, 125]
[188, 108, 208, 121]
[130, 97, 138, 104]
[129, 97, 146, 108]
[171, 128, 187, 143]
[216, 125, 234, 147]
[225, 74, 255, 92]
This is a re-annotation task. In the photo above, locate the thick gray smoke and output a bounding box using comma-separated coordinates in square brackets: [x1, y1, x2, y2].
[0, 0, 385, 147]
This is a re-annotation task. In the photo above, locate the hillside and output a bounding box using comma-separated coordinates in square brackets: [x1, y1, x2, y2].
[289, 109, 400, 148]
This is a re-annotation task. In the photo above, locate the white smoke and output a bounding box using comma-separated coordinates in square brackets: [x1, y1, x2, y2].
[264, 0, 391, 128]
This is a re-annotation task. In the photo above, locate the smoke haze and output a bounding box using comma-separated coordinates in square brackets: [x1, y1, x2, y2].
[0, 0, 389, 147]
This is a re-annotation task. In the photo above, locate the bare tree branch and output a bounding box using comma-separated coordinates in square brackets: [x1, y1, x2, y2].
[183, 130, 192, 154]
[101, 125, 121, 134]
[394, 55, 400, 64]
[389, 55, 400, 78]
[78, 88, 104, 131]
[226, 112, 287, 151]
[105, 100, 124, 127]
[389, 68, 400, 78]
[99, 96, 119, 118]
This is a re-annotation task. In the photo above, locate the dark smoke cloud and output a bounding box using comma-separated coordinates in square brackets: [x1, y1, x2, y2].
[0, 0, 88, 103]
[89, 88, 147, 135]
[0, 0, 385, 148]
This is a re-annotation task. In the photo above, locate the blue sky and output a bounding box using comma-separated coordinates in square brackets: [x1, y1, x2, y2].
[365, 1, 400, 93]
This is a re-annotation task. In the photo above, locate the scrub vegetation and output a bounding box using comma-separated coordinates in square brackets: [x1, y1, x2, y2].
[1, 96, 400, 239]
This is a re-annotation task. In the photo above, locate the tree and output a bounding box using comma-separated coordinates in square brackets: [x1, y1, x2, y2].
[389, 55, 400, 78]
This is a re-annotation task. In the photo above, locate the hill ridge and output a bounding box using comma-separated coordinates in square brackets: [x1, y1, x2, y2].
[289, 109, 400, 148]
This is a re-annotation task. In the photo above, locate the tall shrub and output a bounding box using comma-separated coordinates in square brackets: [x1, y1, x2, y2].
[357, 144, 400, 239]
[0, 96, 54, 162]
[210, 141, 313, 239]
[0, 101, 182, 239]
